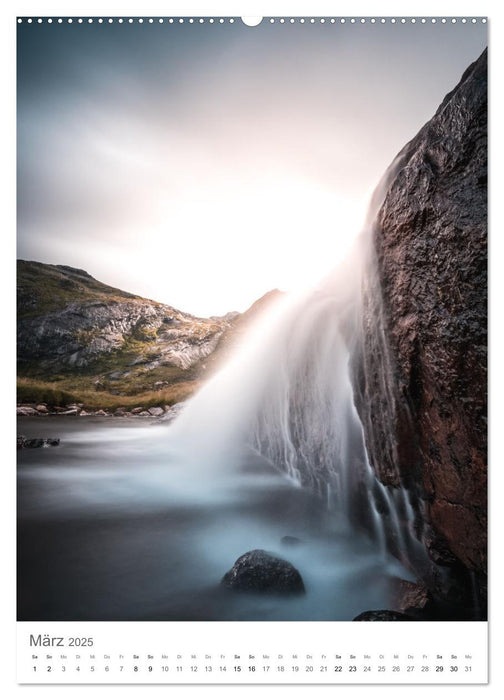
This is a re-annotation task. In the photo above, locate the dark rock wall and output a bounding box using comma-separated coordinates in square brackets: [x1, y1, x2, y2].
[352, 50, 487, 590]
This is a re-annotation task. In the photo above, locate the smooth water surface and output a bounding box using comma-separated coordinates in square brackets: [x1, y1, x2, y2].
[17, 416, 412, 621]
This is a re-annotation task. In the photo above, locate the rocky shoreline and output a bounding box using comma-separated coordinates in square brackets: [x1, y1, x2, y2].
[16, 401, 186, 420]
[17, 401, 186, 451]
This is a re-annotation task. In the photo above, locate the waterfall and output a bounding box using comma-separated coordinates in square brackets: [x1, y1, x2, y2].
[169, 156, 430, 578]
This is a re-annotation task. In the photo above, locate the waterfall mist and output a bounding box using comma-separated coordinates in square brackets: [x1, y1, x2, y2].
[18, 163, 430, 623]
[169, 157, 430, 582]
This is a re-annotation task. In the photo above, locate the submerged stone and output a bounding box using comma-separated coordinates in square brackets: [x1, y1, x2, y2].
[17, 436, 60, 449]
[221, 549, 305, 594]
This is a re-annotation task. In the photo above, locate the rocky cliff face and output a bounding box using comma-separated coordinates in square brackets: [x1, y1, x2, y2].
[17, 261, 284, 407]
[17, 261, 232, 392]
[352, 50, 487, 607]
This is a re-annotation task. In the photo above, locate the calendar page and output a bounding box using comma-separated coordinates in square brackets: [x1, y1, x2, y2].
[16, 8, 488, 686]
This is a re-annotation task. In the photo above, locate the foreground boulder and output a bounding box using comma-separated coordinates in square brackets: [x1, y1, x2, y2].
[221, 549, 305, 594]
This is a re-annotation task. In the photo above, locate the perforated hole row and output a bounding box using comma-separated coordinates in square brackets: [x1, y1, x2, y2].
[16, 17, 488, 25]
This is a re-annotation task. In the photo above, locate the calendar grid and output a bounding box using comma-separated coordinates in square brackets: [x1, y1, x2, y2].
[17, 621, 488, 684]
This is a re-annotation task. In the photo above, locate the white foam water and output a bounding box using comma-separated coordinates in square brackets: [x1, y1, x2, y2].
[168, 155, 429, 577]
[18, 161, 430, 622]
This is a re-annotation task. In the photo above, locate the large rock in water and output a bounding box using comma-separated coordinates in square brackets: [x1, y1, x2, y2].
[221, 550, 305, 594]
[353, 610, 414, 622]
[351, 50, 487, 605]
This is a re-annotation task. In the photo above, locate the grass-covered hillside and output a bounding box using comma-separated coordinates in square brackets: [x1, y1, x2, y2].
[18, 260, 141, 319]
[17, 260, 239, 411]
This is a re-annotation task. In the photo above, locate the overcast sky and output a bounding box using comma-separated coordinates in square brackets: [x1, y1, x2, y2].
[17, 18, 486, 316]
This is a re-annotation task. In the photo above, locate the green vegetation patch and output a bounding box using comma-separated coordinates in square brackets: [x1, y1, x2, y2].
[17, 378, 81, 407]
[17, 377, 200, 411]
[17, 260, 145, 319]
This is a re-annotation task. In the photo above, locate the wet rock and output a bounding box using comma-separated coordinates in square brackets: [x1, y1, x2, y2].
[353, 610, 414, 621]
[389, 579, 432, 616]
[17, 436, 60, 449]
[351, 51, 487, 592]
[131, 407, 144, 414]
[95, 409, 107, 416]
[281, 536, 301, 546]
[23, 438, 47, 448]
[36, 404, 48, 413]
[221, 549, 305, 594]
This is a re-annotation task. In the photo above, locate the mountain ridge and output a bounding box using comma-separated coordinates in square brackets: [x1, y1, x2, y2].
[17, 260, 280, 410]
